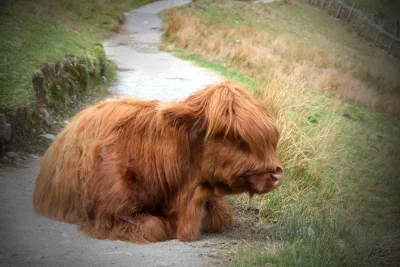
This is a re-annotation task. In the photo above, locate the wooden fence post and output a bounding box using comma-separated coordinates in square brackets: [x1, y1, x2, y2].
[374, 32, 380, 46]
[354, 17, 361, 33]
[320, 0, 325, 9]
[335, 2, 343, 18]
[346, 2, 355, 23]
[388, 38, 394, 54]
[364, 24, 370, 40]
[328, 0, 334, 14]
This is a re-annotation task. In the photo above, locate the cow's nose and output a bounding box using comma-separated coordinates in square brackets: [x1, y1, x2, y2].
[271, 167, 284, 186]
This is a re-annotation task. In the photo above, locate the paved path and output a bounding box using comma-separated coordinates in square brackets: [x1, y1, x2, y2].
[104, 0, 221, 101]
[0, 1, 226, 266]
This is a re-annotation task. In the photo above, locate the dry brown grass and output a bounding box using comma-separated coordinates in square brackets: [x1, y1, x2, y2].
[164, 7, 341, 188]
[165, 6, 342, 217]
[164, 7, 400, 116]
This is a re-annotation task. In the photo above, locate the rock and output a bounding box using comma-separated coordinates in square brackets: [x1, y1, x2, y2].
[39, 108, 52, 127]
[307, 226, 315, 238]
[342, 113, 351, 119]
[5, 152, 23, 162]
[0, 122, 12, 142]
[40, 108, 50, 119]
[40, 134, 56, 141]
[299, 225, 315, 238]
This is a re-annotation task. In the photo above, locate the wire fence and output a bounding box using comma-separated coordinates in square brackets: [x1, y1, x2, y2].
[302, 0, 400, 58]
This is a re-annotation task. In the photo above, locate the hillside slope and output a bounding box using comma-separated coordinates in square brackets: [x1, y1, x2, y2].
[162, 0, 400, 265]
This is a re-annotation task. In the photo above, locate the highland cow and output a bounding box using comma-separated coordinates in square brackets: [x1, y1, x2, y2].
[33, 81, 283, 243]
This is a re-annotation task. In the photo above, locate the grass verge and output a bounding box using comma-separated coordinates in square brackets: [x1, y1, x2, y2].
[162, 0, 400, 265]
[0, 0, 150, 149]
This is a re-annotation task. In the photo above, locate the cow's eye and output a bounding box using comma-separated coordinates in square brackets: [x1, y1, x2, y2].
[239, 141, 251, 152]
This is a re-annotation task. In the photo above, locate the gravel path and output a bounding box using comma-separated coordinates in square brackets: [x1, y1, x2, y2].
[0, 1, 234, 266]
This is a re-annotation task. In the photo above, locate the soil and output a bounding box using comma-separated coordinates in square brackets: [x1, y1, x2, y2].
[0, 1, 273, 266]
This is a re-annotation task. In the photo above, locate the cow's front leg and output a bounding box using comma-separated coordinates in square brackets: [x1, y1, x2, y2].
[201, 198, 233, 233]
[177, 186, 210, 242]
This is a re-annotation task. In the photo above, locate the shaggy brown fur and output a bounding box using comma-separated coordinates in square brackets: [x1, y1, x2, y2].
[33, 81, 284, 243]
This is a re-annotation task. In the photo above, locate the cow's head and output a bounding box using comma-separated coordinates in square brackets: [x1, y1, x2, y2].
[159, 81, 283, 195]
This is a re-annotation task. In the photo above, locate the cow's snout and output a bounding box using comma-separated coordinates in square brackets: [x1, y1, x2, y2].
[270, 166, 284, 187]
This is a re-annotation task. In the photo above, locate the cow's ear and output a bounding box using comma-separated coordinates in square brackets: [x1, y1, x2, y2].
[158, 103, 203, 132]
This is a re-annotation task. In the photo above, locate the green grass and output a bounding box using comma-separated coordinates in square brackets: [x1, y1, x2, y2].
[162, 0, 400, 265]
[172, 50, 255, 87]
[0, 0, 150, 112]
[230, 104, 400, 266]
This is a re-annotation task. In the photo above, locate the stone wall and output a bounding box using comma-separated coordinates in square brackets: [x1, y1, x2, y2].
[0, 45, 108, 156]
